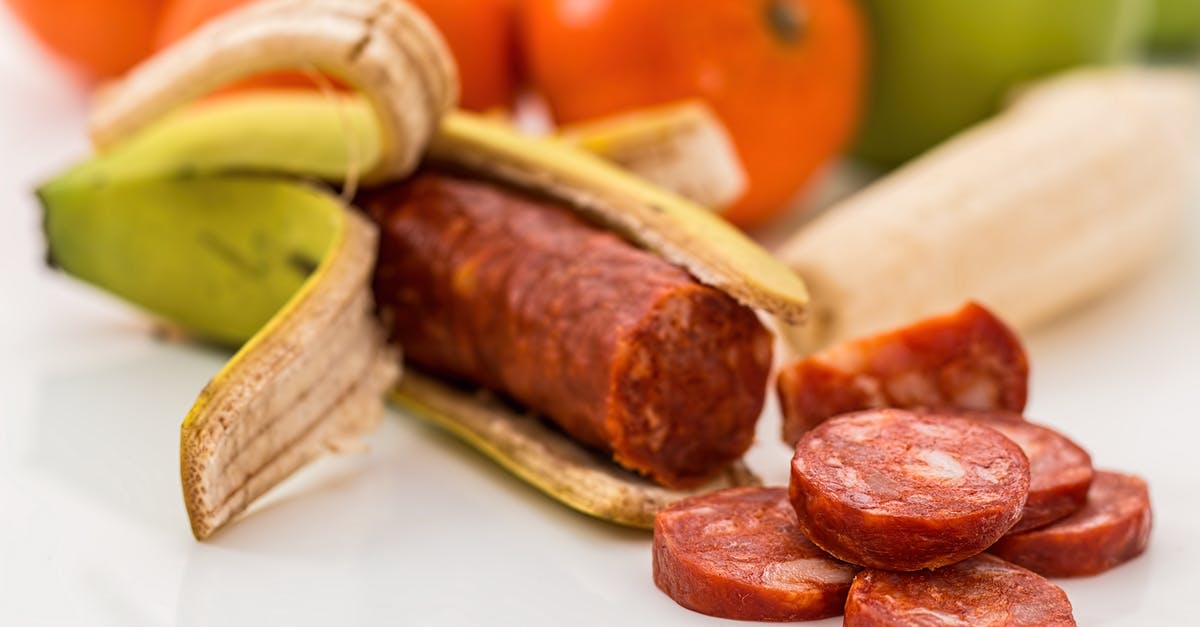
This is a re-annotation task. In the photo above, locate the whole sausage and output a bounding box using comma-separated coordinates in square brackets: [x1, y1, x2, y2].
[777, 302, 1029, 444]
[844, 554, 1076, 626]
[653, 487, 860, 621]
[364, 171, 774, 488]
[928, 411, 1094, 533]
[790, 409, 1030, 570]
[990, 470, 1152, 577]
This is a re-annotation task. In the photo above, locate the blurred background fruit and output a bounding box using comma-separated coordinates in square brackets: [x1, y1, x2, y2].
[1148, 0, 1200, 53]
[520, 0, 866, 228]
[156, 0, 518, 110]
[853, 0, 1150, 168]
[410, 0, 518, 111]
[4, 0, 167, 80]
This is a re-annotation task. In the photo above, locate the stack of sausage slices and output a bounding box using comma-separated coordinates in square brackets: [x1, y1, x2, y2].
[653, 303, 1152, 625]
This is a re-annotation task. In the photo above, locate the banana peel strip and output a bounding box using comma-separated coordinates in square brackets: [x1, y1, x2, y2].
[87, 0, 453, 538]
[90, 0, 457, 184]
[560, 100, 748, 211]
[391, 372, 760, 529]
[181, 209, 398, 539]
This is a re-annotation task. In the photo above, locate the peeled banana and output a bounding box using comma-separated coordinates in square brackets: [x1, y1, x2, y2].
[778, 68, 1200, 354]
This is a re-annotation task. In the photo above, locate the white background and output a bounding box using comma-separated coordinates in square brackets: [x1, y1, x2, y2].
[2, 8, 1198, 626]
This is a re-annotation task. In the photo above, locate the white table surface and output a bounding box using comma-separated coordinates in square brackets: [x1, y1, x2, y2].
[2, 8, 1199, 626]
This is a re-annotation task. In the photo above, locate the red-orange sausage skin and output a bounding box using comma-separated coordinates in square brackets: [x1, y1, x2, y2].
[653, 487, 859, 622]
[364, 171, 773, 488]
[990, 470, 1152, 577]
[778, 302, 1029, 444]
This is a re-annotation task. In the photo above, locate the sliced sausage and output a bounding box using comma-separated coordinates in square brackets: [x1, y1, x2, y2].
[790, 409, 1030, 570]
[364, 171, 773, 488]
[778, 302, 1029, 444]
[928, 411, 1093, 533]
[844, 554, 1076, 626]
[990, 470, 1152, 577]
[653, 487, 860, 621]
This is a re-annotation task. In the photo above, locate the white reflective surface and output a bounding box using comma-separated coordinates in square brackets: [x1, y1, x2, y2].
[1, 9, 1198, 626]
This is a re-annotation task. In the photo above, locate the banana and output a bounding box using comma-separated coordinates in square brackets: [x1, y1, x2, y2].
[180, 190, 397, 539]
[45, 0, 809, 537]
[778, 68, 1200, 354]
[81, 88, 747, 213]
[80, 0, 454, 538]
[560, 100, 747, 210]
[41, 175, 340, 346]
[75, 91, 381, 186]
[90, 0, 456, 185]
[392, 372, 760, 529]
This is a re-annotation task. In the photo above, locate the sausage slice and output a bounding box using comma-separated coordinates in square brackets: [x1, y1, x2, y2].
[990, 470, 1152, 577]
[790, 409, 1030, 570]
[653, 487, 860, 621]
[778, 302, 1029, 444]
[844, 554, 1076, 626]
[929, 411, 1093, 533]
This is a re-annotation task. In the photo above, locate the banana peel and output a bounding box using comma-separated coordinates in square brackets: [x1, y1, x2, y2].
[90, 0, 456, 185]
[80, 90, 748, 219]
[392, 372, 759, 529]
[180, 196, 397, 539]
[559, 100, 747, 211]
[45, 0, 809, 538]
[41, 175, 340, 346]
[82, 0, 450, 539]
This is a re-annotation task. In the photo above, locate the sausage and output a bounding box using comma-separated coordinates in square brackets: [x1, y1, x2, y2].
[777, 302, 1029, 444]
[790, 409, 1030, 570]
[652, 487, 860, 621]
[927, 411, 1094, 533]
[989, 470, 1152, 577]
[977, 414, 1093, 532]
[364, 171, 774, 488]
[844, 554, 1076, 626]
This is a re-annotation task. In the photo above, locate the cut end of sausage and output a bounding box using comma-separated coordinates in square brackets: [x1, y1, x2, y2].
[844, 554, 1076, 627]
[611, 283, 773, 488]
[778, 301, 1029, 444]
[653, 486, 860, 622]
[790, 409, 1030, 570]
[990, 470, 1152, 577]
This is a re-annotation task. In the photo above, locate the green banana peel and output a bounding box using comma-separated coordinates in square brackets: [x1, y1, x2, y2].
[77, 92, 381, 186]
[41, 175, 341, 346]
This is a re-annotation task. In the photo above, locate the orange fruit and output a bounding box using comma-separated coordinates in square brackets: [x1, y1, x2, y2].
[155, 0, 520, 110]
[6, 0, 167, 80]
[521, 0, 866, 227]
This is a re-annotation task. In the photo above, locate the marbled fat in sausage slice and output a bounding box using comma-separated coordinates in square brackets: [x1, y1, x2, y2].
[929, 411, 1093, 533]
[778, 302, 1029, 444]
[790, 409, 1030, 570]
[990, 470, 1152, 577]
[364, 171, 773, 488]
[653, 487, 860, 621]
[844, 554, 1076, 626]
